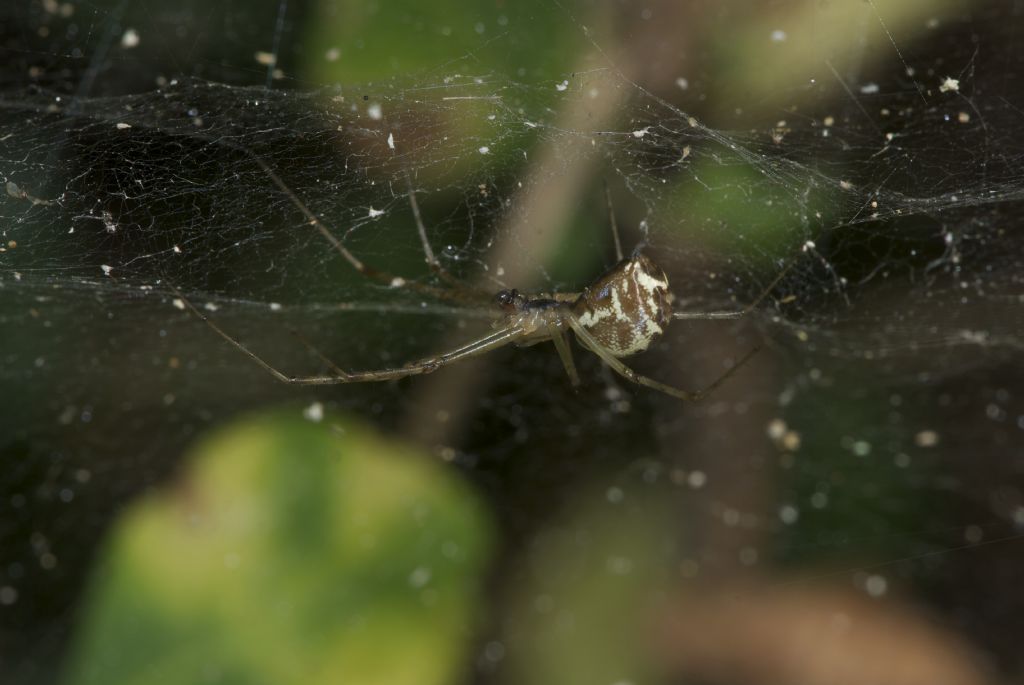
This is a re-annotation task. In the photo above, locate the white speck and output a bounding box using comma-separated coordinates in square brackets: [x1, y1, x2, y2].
[116, 122, 131, 129]
[390, 276, 406, 288]
[914, 429, 939, 447]
[120, 28, 140, 49]
[368, 207, 385, 218]
[478, 146, 490, 154]
[860, 82, 879, 94]
[254, 51, 276, 67]
[606, 487, 624, 503]
[100, 264, 113, 276]
[865, 574, 888, 598]
[632, 127, 650, 138]
[303, 402, 324, 423]
[367, 103, 382, 120]
[202, 302, 218, 312]
[675, 77, 689, 90]
[172, 245, 181, 254]
[767, 418, 787, 440]
[325, 47, 340, 62]
[770, 29, 787, 42]
[474, 21, 485, 34]
[779, 504, 800, 524]
[926, 17, 940, 30]
[852, 440, 871, 457]
[269, 302, 282, 312]
[171, 298, 185, 310]
[409, 566, 432, 588]
[555, 80, 568, 91]
[939, 76, 960, 93]
[386, 132, 395, 150]
[687, 470, 707, 489]
[803, 240, 816, 250]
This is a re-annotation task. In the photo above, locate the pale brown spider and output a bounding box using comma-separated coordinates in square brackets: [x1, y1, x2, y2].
[170, 154, 798, 400]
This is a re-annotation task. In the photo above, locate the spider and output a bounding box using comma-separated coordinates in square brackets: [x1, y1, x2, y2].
[170, 152, 800, 400]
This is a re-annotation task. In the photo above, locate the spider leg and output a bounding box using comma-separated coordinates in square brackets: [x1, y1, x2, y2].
[167, 280, 522, 385]
[604, 179, 624, 262]
[549, 327, 581, 387]
[673, 244, 810, 321]
[568, 317, 760, 401]
[245, 149, 489, 305]
[403, 171, 467, 290]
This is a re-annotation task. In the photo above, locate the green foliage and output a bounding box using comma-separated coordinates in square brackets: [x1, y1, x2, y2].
[63, 414, 493, 685]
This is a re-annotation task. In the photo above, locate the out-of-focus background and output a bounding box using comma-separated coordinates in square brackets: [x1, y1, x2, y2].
[2, 1, 1024, 684]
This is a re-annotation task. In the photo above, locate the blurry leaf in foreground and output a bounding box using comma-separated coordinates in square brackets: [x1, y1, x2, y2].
[497, 483, 674, 685]
[62, 413, 493, 685]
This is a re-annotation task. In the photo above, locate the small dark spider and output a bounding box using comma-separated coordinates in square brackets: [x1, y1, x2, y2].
[170, 153, 799, 400]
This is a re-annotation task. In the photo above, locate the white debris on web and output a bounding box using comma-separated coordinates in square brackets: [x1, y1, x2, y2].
[100, 264, 113, 276]
[368, 207, 385, 218]
[367, 103, 383, 120]
[254, 51, 276, 67]
[387, 132, 395, 150]
[940, 76, 960, 93]
[120, 28, 139, 48]
[303, 401, 324, 423]
[555, 80, 568, 91]
[171, 298, 185, 310]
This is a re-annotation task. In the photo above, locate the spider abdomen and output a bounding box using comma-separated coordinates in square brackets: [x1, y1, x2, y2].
[572, 254, 674, 357]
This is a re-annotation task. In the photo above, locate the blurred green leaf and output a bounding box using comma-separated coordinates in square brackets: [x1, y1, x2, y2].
[62, 413, 493, 685]
[499, 484, 674, 685]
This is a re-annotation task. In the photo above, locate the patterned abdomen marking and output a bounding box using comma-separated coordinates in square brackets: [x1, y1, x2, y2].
[572, 254, 674, 357]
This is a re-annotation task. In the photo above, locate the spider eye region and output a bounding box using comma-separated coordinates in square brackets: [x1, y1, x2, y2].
[495, 289, 525, 312]
[572, 255, 674, 357]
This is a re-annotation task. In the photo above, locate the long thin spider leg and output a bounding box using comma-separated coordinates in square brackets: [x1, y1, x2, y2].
[403, 171, 466, 289]
[244, 149, 488, 305]
[604, 179, 624, 262]
[549, 328, 581, 387]
[167, 280, 520, 385]
[673, 246, 807, 321]
[568, 318, 760, 401]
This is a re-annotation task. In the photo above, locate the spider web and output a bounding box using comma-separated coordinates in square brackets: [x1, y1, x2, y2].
[3, 0, 1024, 682]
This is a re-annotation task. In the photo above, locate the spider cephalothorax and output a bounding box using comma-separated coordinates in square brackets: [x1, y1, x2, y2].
[573, 253, 674, 357]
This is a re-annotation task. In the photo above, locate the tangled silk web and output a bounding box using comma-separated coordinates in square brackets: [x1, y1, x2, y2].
[3, 68, 1024, 389]
[4, 4, 1024, 680]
